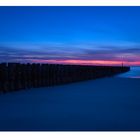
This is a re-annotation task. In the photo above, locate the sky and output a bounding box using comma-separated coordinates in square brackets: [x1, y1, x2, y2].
[0, 6, 140, 66]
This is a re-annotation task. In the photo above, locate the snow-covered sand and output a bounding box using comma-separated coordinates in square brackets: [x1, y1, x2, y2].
[0, 76, 140, 131]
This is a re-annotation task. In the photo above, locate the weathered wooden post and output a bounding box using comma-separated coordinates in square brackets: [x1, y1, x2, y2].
[1, 63, 8, 93]
[36, 63, 41, 87]
[7, 63, 15, 92]
[26, 63, 32, 89]
[41, 64, 47, 87]
[58, 64, 64, 85]
[0, 64, 2, 93]
[45, 64, 49, 86]
[15, 63, 23, 90]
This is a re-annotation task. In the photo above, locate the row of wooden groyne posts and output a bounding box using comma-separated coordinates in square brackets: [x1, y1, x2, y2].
[0, 63, 130, 93]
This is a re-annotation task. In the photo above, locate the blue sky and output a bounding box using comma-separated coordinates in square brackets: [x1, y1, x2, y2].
[0, 6, 140, 65]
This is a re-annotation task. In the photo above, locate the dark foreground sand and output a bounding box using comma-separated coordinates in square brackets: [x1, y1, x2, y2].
[0, 77, 140, 131]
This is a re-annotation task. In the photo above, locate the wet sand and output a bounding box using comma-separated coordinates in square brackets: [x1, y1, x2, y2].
[0, 77, 140, 131]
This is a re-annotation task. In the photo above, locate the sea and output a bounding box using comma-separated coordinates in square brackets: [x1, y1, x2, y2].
[117, 66, 140, 78]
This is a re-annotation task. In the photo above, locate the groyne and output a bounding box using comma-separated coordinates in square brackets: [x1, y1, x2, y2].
[0, 63, 130, 93]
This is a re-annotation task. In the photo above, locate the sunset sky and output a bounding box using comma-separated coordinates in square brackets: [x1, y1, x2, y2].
[0, 6, 140, 66]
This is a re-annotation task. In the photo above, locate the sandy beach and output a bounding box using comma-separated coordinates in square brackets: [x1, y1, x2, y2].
[0, 75, 140, 131]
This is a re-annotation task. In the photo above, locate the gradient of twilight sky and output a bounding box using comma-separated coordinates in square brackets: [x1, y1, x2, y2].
[0, 6, 140, 66]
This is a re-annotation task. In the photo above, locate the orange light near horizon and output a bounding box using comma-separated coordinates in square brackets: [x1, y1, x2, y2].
[29, 59, 140, 66]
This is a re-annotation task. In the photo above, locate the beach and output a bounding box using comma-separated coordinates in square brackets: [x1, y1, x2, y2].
[0, 70, 140, 131]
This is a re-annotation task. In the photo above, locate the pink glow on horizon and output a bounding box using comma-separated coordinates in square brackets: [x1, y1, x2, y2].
[29, 59, 140, 66]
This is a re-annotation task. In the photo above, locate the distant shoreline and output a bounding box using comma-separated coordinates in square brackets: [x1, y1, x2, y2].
[117, 66, 140, 78]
